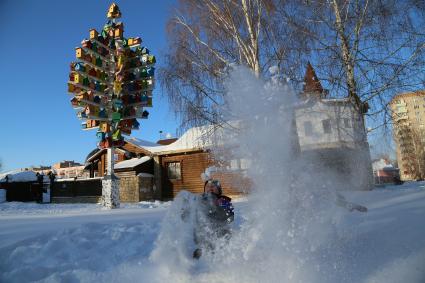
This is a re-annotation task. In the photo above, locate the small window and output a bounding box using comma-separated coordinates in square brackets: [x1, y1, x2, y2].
[322, 119, 332, 134]
[343, 118, 351, 128]
[304, 121, 313, 136]
[167, 162, 181, 180]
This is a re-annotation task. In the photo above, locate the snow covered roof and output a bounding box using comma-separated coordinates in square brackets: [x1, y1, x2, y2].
[373, 159, 396, 171]
[140, 125, 225, 154]
[125, 137, 161, 148]
[0, 170, 40, 183]
[114, 156, 151, 170]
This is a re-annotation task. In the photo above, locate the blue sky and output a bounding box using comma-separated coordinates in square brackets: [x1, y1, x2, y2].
[0, 0, 178, 172]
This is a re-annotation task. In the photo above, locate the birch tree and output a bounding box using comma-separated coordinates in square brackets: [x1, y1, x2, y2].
[277, 0, 425, 125]
[159, 0, 304, 127]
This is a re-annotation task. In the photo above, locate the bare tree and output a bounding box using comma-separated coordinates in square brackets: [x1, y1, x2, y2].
[161, 1, 425, 129]
[277, 0, 425, 125]
[159, 0, 306, 128]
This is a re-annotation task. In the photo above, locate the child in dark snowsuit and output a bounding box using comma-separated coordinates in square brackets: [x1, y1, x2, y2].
[193, 179, 234, 259]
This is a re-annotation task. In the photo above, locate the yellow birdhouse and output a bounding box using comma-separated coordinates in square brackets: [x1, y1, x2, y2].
[90, 29, 98, 40]
[74, 73, 83, 84]
[107, 3, 121, 19]
[114, 23, 124, 38]
[68, 83, 76, 93]
[99, 122, 111, 133]
[76, 48, 83, 59]
[128, 37, 141, 46]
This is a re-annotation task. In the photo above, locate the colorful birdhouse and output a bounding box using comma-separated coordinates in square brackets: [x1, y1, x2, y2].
[147, 67, 155, 76]
[89, 68, 97, 77]
[141, 47, 150, 54]
[96, 57, 102, 67]
[128, 37, 141, 46]
[82, 40, 92, 49]
[113, 99, 123, 110]
[91, 42, 98, 52]
[112, 112, 121, 122]
[99, 137, 112, 149]
[111, 129, 122, 141]
[140, 55, 148, 65]
[114, 23, 124, 38]
[90, 29, 99, 40]
[148, 55, 156, 64]
[99, 109, 107, 118]
[77, 111, 87, 119]
[96, 131, 106, 141]
[70, 62, 76, 71]
[71, 97, 79, 107]
[107, 3, 122, 19]
[75, 63, 86, 72]
[99, 122, 110, 133]
[83, 77, 90, 86]
[141, 94, 148, 103]
[86, 119, 98, 128]
[132, 119, 140, 129]
[84, 106, 93, 115]
[74, 73, 82, 84]
[68, 83, 76, 93]
[139, 68, 148, 78]
[76, 48, 83, 59]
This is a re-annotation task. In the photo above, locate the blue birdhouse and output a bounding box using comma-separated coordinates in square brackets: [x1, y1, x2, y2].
[96, 131, 106, 141]
[113, 99, 123, 110]
[132, 119, 140, 129]
[142, 110, 149, 119]
[75, 63, 86, 72]
[99, 109, 107, 118]
[147, 67, 155, 76]
[141, 94, 148, 103]
[141, 47, 149, 54]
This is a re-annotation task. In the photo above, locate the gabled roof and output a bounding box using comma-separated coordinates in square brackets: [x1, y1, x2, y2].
[125, 124, 226, 155]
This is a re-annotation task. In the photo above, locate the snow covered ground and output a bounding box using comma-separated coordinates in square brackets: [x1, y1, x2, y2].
[0, 182, 424, 283]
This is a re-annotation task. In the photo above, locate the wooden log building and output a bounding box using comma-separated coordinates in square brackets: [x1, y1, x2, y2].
[84, 126, 247, 200]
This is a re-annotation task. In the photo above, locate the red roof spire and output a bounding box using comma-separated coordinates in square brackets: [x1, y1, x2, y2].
[303, 62, 324, 95]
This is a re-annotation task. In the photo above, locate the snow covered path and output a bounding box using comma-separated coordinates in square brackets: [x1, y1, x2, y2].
[0, 186, 424, 283]
[0, 206, 167, 249]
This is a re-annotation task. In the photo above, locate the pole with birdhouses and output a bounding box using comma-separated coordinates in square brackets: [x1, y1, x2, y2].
[67, 3, 156, 208]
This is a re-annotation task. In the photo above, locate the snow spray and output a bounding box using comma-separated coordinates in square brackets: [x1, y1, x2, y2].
[149, 66, 354, 283]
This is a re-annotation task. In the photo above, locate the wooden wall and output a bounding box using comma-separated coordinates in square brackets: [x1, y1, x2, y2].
[161, 151, 210, 199]
[160, 151, 246, 200]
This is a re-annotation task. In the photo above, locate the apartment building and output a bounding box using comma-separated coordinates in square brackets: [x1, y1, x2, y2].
[390, 91, 425, 180]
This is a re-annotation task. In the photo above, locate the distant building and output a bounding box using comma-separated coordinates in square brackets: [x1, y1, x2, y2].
[390, 91, 425, 181]
[52, 160, 87, 179]
[294, 63, 373, 190]
[372, 158, 400, 184]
